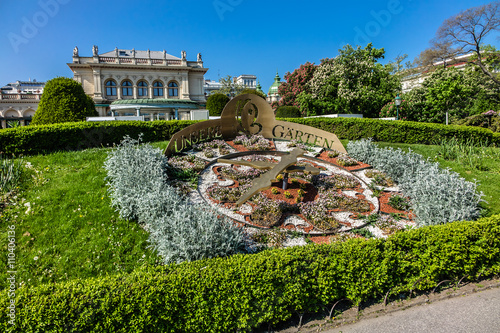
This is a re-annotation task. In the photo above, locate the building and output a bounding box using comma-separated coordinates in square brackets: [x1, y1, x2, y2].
[234, 74, 256, 88]
[267, 71, 282, 103]
[401, 53, 489, 93]
[67, 46, 208, 121]
[204, 79, 222, 96]
[0, 79, 44, 128]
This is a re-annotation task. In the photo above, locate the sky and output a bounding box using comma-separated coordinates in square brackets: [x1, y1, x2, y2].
[0, 0, 498, 93]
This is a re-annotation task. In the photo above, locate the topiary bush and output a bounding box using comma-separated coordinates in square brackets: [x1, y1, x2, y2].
[453, 113, 500, 132]
[31, 77, 97, 125]
[103, 135, 247, 264]
[275, 105, 301, 118]
[347, 138, 484, 226]
[206, 93, 230, 117]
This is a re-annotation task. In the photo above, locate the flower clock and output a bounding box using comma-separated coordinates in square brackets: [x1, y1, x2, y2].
[165, 94, 414, 244]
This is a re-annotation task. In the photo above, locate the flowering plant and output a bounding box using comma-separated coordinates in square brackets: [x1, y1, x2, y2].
[482, 110, 497, 116]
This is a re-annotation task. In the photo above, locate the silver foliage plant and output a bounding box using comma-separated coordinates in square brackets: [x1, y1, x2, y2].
[104, 135, 246, 264]
[347, 138, 484, 226]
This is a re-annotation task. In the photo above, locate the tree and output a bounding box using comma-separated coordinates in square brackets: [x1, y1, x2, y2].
[297, 44, 400, 117]
[212, 75, 244, 97]
[434, 2, 500, 85]
[31, 77, 97, 125]
[237, 88, 266, 100]
[415, 40, 460, 70]
[401, 65, 500, 123]
[206, 93, 230, 116]
[276, 62, 317, 110]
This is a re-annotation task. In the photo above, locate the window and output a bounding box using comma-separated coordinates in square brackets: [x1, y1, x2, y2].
[105, 80, 117, 96]
[168, 81, 178, 97]
[138, 81, 148, 97]
[121, 80, 132, 96]
[153, 81, 164, 97]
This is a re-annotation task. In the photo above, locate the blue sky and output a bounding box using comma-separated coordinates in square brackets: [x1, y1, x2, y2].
[0, 0, 498, 93]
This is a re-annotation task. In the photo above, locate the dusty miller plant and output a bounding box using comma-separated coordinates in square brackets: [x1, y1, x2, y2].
[104, 135, 247, 264]
[347, 138, 484, 226]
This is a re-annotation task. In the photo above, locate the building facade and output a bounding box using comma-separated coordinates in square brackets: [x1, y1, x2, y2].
[267, 71, 282, 103]
[0, 79, 44, 128]
[67, 46, 208, 120]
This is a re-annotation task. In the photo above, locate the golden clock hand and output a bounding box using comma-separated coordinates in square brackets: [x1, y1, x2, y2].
[235, 148, 306, 207]
[217, 158, 275, 170]
[217, 158, 321, 175]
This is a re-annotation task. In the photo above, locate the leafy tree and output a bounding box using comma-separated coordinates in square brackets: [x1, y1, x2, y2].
[212, 75, 244, 97]
[276, 62, 317, 111]
[31, 77, 97, 125]
[237, 88, 266, 100]
[206, 93, 230, 116]
[433, 2, 500, 85]
[297, 44, 400, 118]
[275, 106, 301, 118]
[401, 66, 500, 123]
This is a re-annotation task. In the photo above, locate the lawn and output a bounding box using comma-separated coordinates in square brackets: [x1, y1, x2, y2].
[1, 139, 498, 290]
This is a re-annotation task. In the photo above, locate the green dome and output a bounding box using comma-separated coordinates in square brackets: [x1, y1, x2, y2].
[268, 71, 282, 95]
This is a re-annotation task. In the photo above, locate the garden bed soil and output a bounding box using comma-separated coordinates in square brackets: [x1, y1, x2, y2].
[318, 151, 372, 171]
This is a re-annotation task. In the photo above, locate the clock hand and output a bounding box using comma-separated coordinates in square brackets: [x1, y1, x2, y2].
[235, 148, 306, 207]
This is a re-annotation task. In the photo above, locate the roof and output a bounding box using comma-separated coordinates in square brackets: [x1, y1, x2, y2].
[268, 72, 282, 95]
[100, 49, 181, 60]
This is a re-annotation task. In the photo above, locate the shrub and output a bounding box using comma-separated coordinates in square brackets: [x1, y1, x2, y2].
[1, 215, 499, 331]
[275, 105, 301, 118]
[347, 138, 484, 226]
[104, 136, 246, 264]
[206, 93, 230, 116]
[0, 120, 196, 155]
[31, 77, 97, 125]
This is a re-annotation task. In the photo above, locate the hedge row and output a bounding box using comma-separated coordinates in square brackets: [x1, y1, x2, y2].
[283, 117, 500, 146]
[1, 118, 499, 156]
[0, 120, 197, 155]
[2, 215, 499, 332]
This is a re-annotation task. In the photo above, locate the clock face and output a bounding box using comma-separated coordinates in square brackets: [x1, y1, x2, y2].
[167, 136, 414, 239]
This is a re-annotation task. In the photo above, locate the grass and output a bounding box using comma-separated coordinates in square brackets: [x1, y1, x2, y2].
[0, 139, 498, 290]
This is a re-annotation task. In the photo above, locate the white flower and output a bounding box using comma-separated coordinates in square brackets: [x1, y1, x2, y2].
[34, 256, 39, 261]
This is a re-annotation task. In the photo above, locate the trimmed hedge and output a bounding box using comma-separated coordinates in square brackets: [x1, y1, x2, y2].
[2, 215, 499, 332]
[283, 117, 500, 146]
[1, 118, 499, 156]
[0, 120, 197, 155]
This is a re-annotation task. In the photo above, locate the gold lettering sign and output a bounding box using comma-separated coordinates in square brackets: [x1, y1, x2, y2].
[164, 94, 347, 156]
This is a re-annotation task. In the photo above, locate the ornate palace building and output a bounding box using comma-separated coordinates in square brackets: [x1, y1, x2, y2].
[67, 46, 208, 120]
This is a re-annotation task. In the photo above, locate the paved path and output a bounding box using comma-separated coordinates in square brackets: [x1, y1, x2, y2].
[325, 286, 500, 333]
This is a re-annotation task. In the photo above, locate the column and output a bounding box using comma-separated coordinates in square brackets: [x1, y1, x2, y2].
[133, 85, 137, 99]
[136, 108, 141, 117]
[175, 108, 179, 120]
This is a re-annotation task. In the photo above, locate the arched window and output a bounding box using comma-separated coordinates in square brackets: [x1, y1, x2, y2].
[137, 81, 148, 97]
[168, 81, 178, 97]
[153, 81, 164, 97]
[105, 80, 117, 96]
[121, 80, 133, 96]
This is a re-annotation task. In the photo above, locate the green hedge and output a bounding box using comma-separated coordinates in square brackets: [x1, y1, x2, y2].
[0, 120, 197, 155]
[2, 215, 499, 332]
[282, 118, 500, 146]
[1, 118, 499, 156]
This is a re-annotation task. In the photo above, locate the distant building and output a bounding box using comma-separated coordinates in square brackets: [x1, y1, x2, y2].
[67, 46, 208, 121]
[234, 74, 256, 88]
[401, 53, 484, 93]
[204, 74, 259, 97]
[267, 71, 282, 103]
[204, 79, 222, 96]
[0, 79, 44, 128]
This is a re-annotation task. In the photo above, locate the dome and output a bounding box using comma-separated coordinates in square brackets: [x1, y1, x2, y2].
[268, 71, 282, 96]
